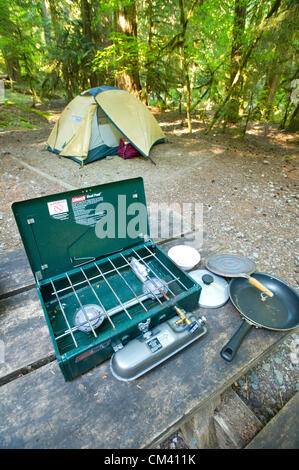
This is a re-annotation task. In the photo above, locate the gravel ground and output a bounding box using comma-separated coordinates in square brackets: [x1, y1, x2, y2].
[0, 106, 298, 448]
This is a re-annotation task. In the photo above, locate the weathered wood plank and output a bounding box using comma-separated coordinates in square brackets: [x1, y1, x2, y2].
[181, 395, 221, 448]
[0, 248, 34, 299]
[0, 298, 291, 449]
[0, 289, 54, 381]
[214, 387, 263, 448]
[246, 392, 299, 449]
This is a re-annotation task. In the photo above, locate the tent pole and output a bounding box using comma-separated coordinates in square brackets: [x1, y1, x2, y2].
[148, 156, 156, 165]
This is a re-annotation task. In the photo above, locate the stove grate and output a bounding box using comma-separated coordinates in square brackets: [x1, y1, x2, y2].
[43, 245, 189, 354]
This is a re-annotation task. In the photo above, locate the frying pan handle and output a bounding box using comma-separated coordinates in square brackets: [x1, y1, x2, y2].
[220, 321, 252, 362]
[248, 276, 274, 297]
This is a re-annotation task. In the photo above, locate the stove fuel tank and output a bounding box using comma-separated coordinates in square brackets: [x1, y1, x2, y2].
[110, 314, 207, 381]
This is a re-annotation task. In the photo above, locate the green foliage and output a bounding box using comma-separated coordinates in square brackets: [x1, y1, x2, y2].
[0, 0, 297, 130]
[0, 111, 35, 129]
[93, 32, 139, 76]
[0, 0, 45, 101]
[5, 100, 52, 120]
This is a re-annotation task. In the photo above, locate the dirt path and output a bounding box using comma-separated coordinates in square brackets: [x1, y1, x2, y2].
[0, 107, 298, 447]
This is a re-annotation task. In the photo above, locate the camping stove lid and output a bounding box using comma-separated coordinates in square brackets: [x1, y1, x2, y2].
[12, 178, 149, 281]
[189, 269, 229, 308]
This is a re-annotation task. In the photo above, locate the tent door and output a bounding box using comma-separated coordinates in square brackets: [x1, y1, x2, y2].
[89, 107, 122, 151]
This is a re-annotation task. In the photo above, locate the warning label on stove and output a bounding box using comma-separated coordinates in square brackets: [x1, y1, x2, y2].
[47, 199, 69, 220]
[71, 192, 104, 227]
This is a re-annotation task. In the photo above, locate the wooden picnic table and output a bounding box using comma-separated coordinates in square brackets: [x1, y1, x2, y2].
[0, 232, 294, 449]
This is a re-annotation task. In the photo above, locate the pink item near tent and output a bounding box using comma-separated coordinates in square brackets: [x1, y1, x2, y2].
[117, 139, 141, 159]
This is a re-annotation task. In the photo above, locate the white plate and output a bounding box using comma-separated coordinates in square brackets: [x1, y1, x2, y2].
[168, 245, 201, 271]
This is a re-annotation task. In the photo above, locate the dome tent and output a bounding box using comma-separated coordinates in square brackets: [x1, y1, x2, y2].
[47, 86, 165, 165]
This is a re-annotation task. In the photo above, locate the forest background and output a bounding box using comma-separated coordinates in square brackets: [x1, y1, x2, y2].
[0, 0, 298, 134]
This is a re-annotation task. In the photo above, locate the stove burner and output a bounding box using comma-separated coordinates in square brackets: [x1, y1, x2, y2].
[73, 304, 105, 333]
[142, 278, 168, 299]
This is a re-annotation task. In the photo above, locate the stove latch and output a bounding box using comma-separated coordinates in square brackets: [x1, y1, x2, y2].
[138, 318, 152, 340]
[112, 341, 124, 352]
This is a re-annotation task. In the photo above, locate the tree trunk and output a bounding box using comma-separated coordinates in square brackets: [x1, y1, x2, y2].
[80, 0, 98, 87]
[280, 93, 291, 129]
[48, 0, 60, 44]
[227, 0, 247, 123]
[2, 49, 21, 83]
[261, 67, 282, 121]
[183, 57, 192, 133]
[115, 0, 142, 97]
[286, 103, 299, 132]
[81, 0, 92, 43]
[145, 0, 153, 105]
[40, 0, 51, 47]
[178, 0, 197, 133]
[48, 0, 74, 100]
[21, 50, 38, 106]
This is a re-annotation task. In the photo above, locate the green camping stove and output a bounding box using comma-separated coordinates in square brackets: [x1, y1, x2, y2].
[12, 178, 206, 381]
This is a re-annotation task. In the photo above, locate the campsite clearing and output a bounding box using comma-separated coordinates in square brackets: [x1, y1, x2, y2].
[1, 105, 298, 291]
[0, 104, 298, 447]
